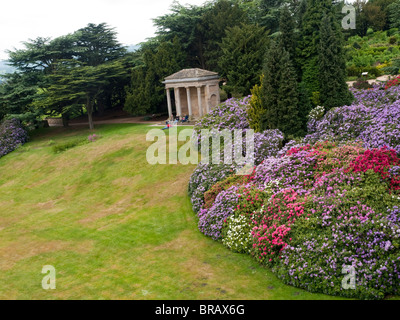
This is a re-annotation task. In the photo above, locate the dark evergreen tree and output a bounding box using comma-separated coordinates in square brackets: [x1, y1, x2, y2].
[260, 40, 283, 131]
[124, 38, 185, 116]
[0, 72, 40, 122]
[319, 13, 353, 110]
[218, 22, 268, 97]
[276, 50, 303, 137]
[388, 0, 400, 29]
[124, 67, 148, 116]
[279, 5, 296, 60]
[153, 2, 209, 68]
[73, 23, 126, 67]
[260, 40, 303, 137]
[296, 0, 308, 29]
[296, 0, 333, 97]
[258, 0, 285, 33]
[297, 81, 313, 132]
[201, 0, 249, 72]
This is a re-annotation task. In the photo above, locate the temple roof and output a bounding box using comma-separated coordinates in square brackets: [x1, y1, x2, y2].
[164, 68, 219, 83]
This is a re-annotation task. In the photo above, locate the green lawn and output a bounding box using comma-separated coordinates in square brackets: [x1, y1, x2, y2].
[0, 124, 344, 300]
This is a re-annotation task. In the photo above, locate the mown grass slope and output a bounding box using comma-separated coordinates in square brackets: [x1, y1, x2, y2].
[0, 124, 343, 300]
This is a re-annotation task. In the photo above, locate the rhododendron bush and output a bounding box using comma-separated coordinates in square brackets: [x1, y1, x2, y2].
[188, 87, 400, 299]
[191, 97, 284, 166]
[0, 119, 28, 158]
[305, 86, 400, 154]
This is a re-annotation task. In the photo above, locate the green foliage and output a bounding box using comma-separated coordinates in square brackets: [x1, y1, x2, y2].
[260, 40, 284, 131]
[4, 111, 44, 130]
[297, 81, 313, 131]
[248, 76, 264, 133]
[254, 0, 286, 33]
[124, 38, 185, 116]
[73, 23, 126, 67]
[318, 14, 353, 110]
[39, 59, 128, 130]
[276, 51, 303, 136]
[297, 0, 333, 68]
[124, 68, 148, 116]
[345, 29, 400, 76]
[346, 65, 383, 78]
[346, 170, 399, 212]
[219, 23, 268, 97]
[3, 23, 128, 129]
[279, 5, 297, 60]
[388, 1, 400, 29]
[297, 0, 341, 98]
[0, 72, 40, 121]
[154, 0, 248, 71]
[201, 0, 249, 72]
[153, 2, 210, 68]
[389, 36, 398, 44]
[384, 58, 400, 74]
[301, 56, 320, 99]
[260, 41, 303, 137]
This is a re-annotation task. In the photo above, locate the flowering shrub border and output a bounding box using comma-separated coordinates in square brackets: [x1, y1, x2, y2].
[189, 87, 400, 300]
[0, 119, 28, 159]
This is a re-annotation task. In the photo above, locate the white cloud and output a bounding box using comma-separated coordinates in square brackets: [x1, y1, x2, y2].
[0, 0, 206, 60]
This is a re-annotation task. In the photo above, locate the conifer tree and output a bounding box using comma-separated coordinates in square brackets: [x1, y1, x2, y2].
[248, 76, 264, 133]
[260, 40, 283, 131]
[276, 50, 303, 137]
[296, 0, 333, 96]
[124, 38, 185, 115]
[260, 40, 303, 137]
[319, 13, 353, 110]
[218, 23, 268, 97]
[279, 6, 296, 60]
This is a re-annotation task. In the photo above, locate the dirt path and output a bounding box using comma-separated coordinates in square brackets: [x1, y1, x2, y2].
[54, 116, 193, 128]
[69, 116, 164, 126]
[347, 74, 398, 87]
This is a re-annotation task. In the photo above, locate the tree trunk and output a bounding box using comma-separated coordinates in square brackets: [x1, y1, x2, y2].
[86, 95, 94, 130]
[62, 113, 69, 127]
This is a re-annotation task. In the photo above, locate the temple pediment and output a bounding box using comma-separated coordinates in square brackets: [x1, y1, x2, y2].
[164, 68, 221, 120]
[164, 68, 219, 84]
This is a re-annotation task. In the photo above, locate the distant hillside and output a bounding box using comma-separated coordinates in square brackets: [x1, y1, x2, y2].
[0, 60, 14, 75]
[127, 44, 140, 52]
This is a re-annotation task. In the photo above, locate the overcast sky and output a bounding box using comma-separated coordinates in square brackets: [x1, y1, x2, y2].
[0, 0, 207, 60]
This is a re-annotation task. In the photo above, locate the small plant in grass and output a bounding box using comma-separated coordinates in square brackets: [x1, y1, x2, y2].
[52, 137, 89, 153]
[352, 77, 373, 90]
[88, 134, 100, 142]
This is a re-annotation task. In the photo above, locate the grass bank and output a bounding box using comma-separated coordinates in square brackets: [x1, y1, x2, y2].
[0, 124, 343, 300]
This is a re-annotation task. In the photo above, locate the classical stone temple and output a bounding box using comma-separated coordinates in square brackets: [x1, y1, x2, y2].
[163, 68, 221, 120]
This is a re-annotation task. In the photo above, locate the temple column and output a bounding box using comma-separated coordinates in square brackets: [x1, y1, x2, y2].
[185, 87, 193, 117]
[166, 88, 173, 120]
[174, 87, 182, 117]
[197, 86, 203, 118]
[205, 84, 211, 113]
